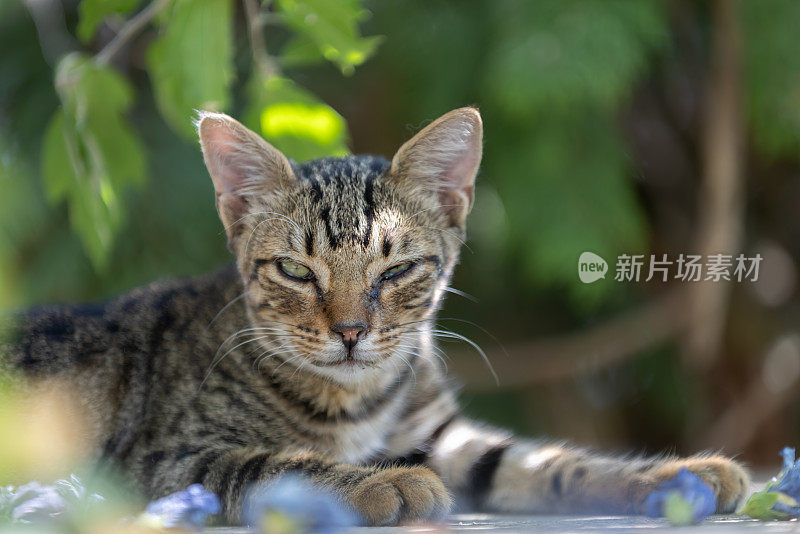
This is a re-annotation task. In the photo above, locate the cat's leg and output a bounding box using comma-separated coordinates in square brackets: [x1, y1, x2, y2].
[166, 447, 451, 525]
[422, 418, 749, 514]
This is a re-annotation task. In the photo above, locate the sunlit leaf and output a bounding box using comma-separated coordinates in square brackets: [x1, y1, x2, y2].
[41, 53, 145, 270]
[242, 76, 349, 162]
[146, 0, 233, 138]
[275, 0, 382, 75]
[77, 0, 139, 43]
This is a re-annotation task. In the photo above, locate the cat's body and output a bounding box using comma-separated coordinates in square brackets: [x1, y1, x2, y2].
[1, 109, 749, 525]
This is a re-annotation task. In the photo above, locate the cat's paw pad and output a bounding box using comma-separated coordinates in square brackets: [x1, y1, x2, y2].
[653, 456, 750, 513]
[350, 466, 452, 525]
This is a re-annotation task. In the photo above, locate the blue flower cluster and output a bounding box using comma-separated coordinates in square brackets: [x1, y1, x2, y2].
[741, 447, 800, 520]
[645, 468, 716, 525]
[143, 483, 221, 530]
[242, 475, 359, 534]
[770, 447, 800, 516]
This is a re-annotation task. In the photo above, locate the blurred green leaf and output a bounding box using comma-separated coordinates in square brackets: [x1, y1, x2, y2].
[279, 33, 325, 68]
[146, 0, 233, 138]
[740, 491, 792, 520]
[742, 0, 800, 159]
[41, 54, 145, 270]
[276, 0, 382, 75]
[492, 108, 647, 309]
[484, 0, 667, 115]
[77, 0, 140, 43]
[0, 143, 48, 309]
[242, 76, 349, 161]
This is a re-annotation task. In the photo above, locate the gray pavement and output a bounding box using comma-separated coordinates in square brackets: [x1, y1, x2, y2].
[208, 513, 799, 533]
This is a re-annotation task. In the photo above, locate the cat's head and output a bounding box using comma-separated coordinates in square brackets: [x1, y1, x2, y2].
[197, 108, 482, 384]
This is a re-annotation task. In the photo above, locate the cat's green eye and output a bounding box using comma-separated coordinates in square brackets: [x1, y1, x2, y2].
[381, 262, 413, 281]
[278, 260, 313, 281]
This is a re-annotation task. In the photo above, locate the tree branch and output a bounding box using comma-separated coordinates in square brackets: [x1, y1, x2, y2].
[684, 0, 745, 369]
[449, 289, 688, 391]
[695, 361, 800, 452]
[243, 0, 281, 79]
[95, 0, 171, 66]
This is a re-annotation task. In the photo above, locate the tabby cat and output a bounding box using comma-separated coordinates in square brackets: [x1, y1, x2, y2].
[0, 108, 749, 525]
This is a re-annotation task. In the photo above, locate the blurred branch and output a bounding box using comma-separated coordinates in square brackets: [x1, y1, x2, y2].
[22, 0, 75, 66]
[696, 366, 800, 453]
[95, 0, 170, 66]
[684, 0, 745, 368]
[244, 0, 281, 78]
[450, 290, 688, 391]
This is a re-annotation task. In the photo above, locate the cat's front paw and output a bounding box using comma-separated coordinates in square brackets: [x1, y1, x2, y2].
[650, 456, 750, 513]
[349, 466, 452, 525]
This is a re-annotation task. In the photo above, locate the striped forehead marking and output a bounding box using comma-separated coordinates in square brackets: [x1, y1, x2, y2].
[296, 156, 390, 250]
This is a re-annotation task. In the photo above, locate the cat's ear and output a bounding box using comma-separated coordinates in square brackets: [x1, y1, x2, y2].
[390, 107, 483, 228]
[197, 111, 295, 242]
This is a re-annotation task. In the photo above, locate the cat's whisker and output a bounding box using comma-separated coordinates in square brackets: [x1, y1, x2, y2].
[260, 351, 298, 372]
[433, 317, 510, 360]
[391, 317, 505, 377]
[394, 340, 449, 373]
[213, 333, 275, 367]
[397, 224, 473, 253]
[394, 326, 498, 386]
[418, 226, 472, 252]
[218, 326, 286, 348]
[199, 334, 274, 391]
[247, 337, 294, 359]
[207, 290, 250, 328]
[427, 329, 498, 385]
[288, 357, 311, 381]
[441, 286, 478, 303]
[405, 203, 465, 221]
[391, 349, 418, 385]
[244, 217, 302, 257]
[270, 350, 306, 376]
[220, 323, 310, 346]
[254, 343, 291, 370]
[224, 210, 303, 235]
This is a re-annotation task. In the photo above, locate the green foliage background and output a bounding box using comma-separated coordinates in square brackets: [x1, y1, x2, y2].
[2, 0, 800, 465]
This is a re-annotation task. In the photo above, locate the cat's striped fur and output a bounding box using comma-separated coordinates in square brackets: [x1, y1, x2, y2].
[0, 108, 749, 524]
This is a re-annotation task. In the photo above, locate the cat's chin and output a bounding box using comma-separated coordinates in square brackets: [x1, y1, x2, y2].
[307, 353, 392, 384]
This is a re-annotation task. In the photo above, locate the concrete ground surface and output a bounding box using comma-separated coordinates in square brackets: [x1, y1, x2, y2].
[209, 512, 798, 533]
[211, 478, 793, 533]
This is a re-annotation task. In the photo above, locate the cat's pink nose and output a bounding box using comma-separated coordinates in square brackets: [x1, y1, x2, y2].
[332, 323, 366, 353]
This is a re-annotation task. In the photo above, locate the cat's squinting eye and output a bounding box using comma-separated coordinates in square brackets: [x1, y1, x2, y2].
[278, 260, 314, 281]
[380, 262, 414, 281]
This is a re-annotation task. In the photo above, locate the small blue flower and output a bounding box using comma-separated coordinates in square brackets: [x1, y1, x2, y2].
[144, 484, 221, 530]
[781, 447, 795, 472]
[242, 475, 359, 534]
[742, 448, 800, 520]
[772, 448, 800, 500]
[645, 468, 716, 525]
[764, 447, 800, 517]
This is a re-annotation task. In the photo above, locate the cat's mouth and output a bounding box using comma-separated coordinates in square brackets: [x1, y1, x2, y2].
[315, 353, 378, 368]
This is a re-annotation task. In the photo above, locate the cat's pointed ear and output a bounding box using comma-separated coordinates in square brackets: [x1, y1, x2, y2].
[197, 111, 295, 243]
[390, 107, 483, 228]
